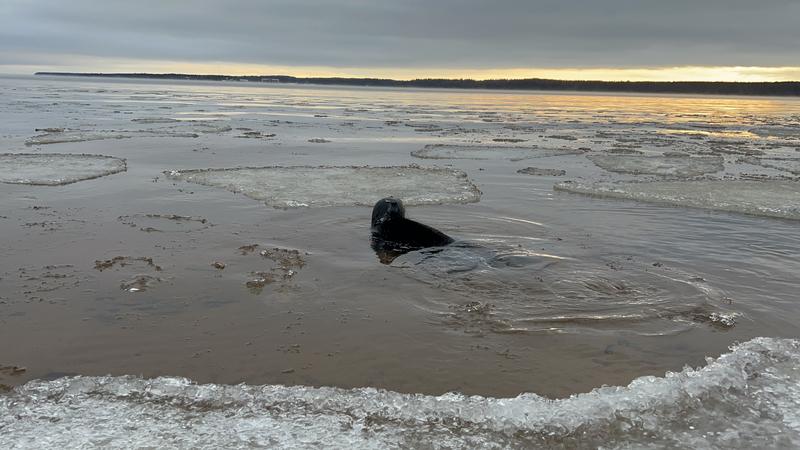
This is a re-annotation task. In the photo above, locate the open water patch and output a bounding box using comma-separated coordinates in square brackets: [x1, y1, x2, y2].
[165, 165, 481, 208]
[392, 242, 730, 335]
[0, 264, 84, 304]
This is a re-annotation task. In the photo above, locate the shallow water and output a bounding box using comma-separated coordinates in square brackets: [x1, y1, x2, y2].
[1, 75, 799, 447]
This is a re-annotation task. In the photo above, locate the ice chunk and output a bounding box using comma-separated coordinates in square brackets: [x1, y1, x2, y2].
[706, 312, 739, 328]
[0, 338, 798, 448]
[412, 144, 584, 161]
[0, 153, 126, 186]
[165, 165, 481, 207]
[555, 180, 800, 220]
[588, 154, 724, 177]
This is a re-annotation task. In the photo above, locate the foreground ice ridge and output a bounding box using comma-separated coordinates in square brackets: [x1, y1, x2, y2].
[555, 180, 800, 220]
[165, 165, 482, 207]
[0, 337, 798, 449]
[0, 153, 127, 186]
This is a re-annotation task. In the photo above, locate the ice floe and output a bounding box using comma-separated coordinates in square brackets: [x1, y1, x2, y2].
[131, 117, 180, 124]
[411, 144, 585, 161]
[190, 122, 233, 134]
[0, 153, 126, 186]
[750, 126, 800, 138]
[493, 138, 527, 143]
[555, 180, 800, 220]
[25, 130, 130, 146]
[1, 337, 798, 449]
[24, 128, 204, 145]
[517, 167, 566, 176]
[165, 165, 481, 207]
[740, 157, 800, 175]
[587, 154, 724, 177]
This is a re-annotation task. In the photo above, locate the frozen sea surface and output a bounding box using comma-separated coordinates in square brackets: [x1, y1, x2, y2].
[165, 165, 481, 207]
[1, 337, 798, 449]
[0, 153, 126, 185]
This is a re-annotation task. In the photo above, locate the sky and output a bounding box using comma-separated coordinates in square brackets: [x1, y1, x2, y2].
[2, 0, 799, 81]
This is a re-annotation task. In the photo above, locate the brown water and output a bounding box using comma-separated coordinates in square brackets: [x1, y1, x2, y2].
[1, 75, 799, 399]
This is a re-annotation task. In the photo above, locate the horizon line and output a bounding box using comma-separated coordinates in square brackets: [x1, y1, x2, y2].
[33, 71, 800, 97]
[33, 71, 800, 85]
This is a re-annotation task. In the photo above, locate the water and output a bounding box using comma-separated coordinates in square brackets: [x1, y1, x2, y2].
[1, 74, 799, 447]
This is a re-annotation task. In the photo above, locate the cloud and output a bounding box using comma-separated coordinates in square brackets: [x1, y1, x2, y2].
[1, 0, 799, 72]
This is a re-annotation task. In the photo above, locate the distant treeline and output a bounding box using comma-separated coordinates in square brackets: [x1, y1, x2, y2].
[35, 72, 800, 96]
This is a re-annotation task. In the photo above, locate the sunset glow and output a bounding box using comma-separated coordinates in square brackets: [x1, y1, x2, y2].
[6, 54, 800, 83]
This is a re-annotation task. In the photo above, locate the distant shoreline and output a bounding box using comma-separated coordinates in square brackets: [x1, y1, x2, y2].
[34, 72, 800, 97]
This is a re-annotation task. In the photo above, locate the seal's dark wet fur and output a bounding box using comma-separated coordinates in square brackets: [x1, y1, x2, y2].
[370, 198, 453, 263]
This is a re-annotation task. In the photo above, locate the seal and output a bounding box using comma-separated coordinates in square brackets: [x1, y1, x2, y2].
[370, 197, 454, 263]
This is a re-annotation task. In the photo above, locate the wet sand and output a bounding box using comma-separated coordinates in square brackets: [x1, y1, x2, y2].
[1, 75, 800, 398]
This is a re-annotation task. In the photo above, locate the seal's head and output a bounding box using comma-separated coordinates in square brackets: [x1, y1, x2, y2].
[371, 197, 406, 228]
